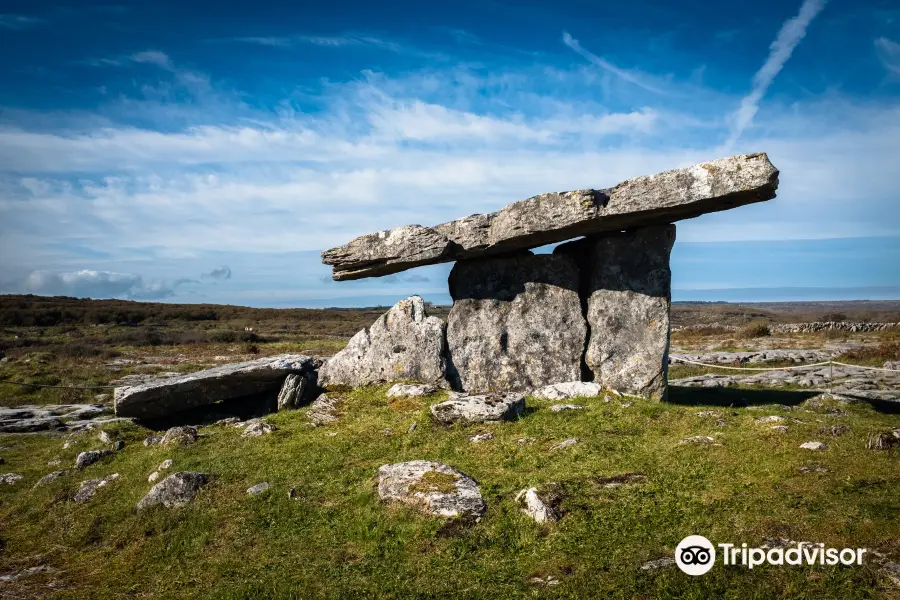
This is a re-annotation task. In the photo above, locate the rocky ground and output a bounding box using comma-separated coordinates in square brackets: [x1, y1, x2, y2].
[1, 304, 899, 598]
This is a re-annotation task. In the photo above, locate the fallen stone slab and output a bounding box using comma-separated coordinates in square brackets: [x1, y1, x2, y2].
[137, 472, 209, 509]
[114, 354, 318, 419]
[318, 296, 447, 389]
[446, 253, 586, 393]
[377, 460, 486, 519]
[430, 392, 525, 425]
[556, 224, 674, 400]
[322, 153, 778, 280]
[530, 381, 604, 400]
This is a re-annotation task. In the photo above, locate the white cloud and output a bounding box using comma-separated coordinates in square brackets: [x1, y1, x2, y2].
[875, 37, 900, 76]
[727, 0, 828, 146]
[19, 269, 196, 300]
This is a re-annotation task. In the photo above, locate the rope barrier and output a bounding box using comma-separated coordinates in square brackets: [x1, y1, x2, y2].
[671, 358, 900, 374]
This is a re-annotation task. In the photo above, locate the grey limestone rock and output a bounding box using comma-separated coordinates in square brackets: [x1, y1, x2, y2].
[318, 296, 447, 389]
[446, 252, 586, 393]
[75, 449, 113, 470]
[323, 153, 779, 280]
[430, 392, 525, 425]
[377, 460, 486, 519]
[530, 381, 604, 400]
[73, 473, 119, 502]
[276, 372, 317, 411]
[137, 472, 209, 509]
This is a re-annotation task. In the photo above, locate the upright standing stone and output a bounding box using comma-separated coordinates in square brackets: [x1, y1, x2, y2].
[556, 225, 675, 399]
[318, 296, 447, 388]
[446, 253, 586, 393]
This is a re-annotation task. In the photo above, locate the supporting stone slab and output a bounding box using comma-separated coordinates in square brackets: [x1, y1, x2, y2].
[446, 253, 587, 393]
[322, 153, 778, 280]
[556, 225, 675, 400]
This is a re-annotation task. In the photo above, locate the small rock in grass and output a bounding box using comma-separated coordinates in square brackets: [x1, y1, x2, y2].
[550, 438, 579, 451]
[799, 464, 828, 474]
[469, 433, 494, 443]
[288, 487, 299, 500]
[159, 459, 173, 470]
[113, 440, 125, 451]
[549, 404, 585, 412]
[641, 557, 676, 571]
[696, 410, 720, 418]
[247, 482, 270, 495]
[386, 383, 436, 398]
[515, 487, 559, 523]
[73, 473, 119, 502]
[819, 425, 850, 437]
[407, 422, 417, 434]
[756, 416, 785, 424]
[137, 472, 209, 509]
[98, 430, 113, 444]
[384, 428, 393, 436]
[242, 421, 276, 437]
[161, 426, 198, 446]
[679, 436, 719, 445]
[528, 575, 561, 587]
[75, 450, 113, 470]
[866, 430, 900, 450]
[377, 460, 486, 520]
[800, 441, 828, 451]
[430, 392, 525, 425]
[47, 457, 62, 466]
[530, 381, 603, 401]
[770, 425, 789, 434]
[148, 471, 160, 483]
[143, 435, 163, 447]
[214, 416, 240, 426]
[594, 473, 647, 488]
[517, 437, 536, 446]
[0, 473, 24, 485]
[33, 470, 67, 488]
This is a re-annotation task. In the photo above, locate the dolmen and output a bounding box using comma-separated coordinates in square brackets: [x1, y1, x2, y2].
[321, 153, 779, 400]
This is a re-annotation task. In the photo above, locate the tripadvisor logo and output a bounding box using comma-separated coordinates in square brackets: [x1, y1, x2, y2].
[675, 535, 868, 576]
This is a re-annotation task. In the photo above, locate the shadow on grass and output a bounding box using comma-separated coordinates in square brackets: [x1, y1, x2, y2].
[667, 386, 900, 414]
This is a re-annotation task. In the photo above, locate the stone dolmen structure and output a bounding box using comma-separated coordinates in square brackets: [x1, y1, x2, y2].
[321, 153, 779, 401]
[115, 153, 778, 420]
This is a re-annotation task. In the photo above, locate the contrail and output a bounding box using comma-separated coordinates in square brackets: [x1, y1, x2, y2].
[727, 0, 828, 147]
[562, 32, 667, 95]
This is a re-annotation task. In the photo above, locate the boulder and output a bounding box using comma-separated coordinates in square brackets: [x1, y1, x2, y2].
[322, 153, 778, 280]
[377, 461, 486, 519]
[241, 420, 276, 437]
[530, 381, 604, 400]
[161, 426, 198, 446]
[430, 392, 525, 425]
[114, 354, 318, 419]
[75, 450, 113, 470]
[386, 383, 437, 398]
[247, 482, 270, 495]
[137, 472, 209, 509]
[556, 224, 675, 400]
[446, 253, 586, 392]
[73, 473, 119, 503]
[276, 372, 316, 411]
[318, 296, 447, 389]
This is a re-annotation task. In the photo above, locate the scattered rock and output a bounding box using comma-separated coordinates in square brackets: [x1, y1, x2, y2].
[549, 403, 585, 412]
[550, 438, 579, 451]
[114, 440, 125, 451]
[214, 416, 241, 426]
[696, 410, 720, 417]
[242, 420, 276, 437]
[137, 472, 209, 509]
[0, 473, 24, 485]
[73, 473, 119, 502]
[430, 392, 525, 425]
[159, 459, 173, 470]
[770, 425, 790, 434]
[148, 471, 160, 483]
[161, 426, 198, 446]
[33, 470, 67, 488]
[528, 575, 561, 587]
[515, 487, 559, 523]
[143, 435, 163, 447]
[75, 449, 113, 470]
[247, 482, 270, 495]
[307, 394, 344, 426]
[866, 430, 900, 450]
[115, 354, 319, 419]
[881, 560, 900, 587]
[640, 557, 676, 572]
[0, 565, 54, 582]
[98, 430, 113, 444]
[288, 487, 299, 500]
[377, 461, 486, 519]
[384, 428, 393, 436]
[800, 464, 828, 474]
[800, 441, 828, 451]
[679, 436, 719, 445]
[446, 253, 586, 393]
[277, 372, 316, 411]
[318, 296, 447, 389]
[468, 433, 494, 443]
[756, 415, 785, 424]
[407, 422, 417, 434]
[819, 425, 850, 436]
[386, 383, 437, 398]
[517, 437, 536, 445]
[530, 381, 604, 400]
[47, 457, 62, 466]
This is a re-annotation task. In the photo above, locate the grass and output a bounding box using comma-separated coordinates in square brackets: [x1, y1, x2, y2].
[2, 385, 900, 599]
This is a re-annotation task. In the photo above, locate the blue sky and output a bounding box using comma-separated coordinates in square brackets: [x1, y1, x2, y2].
[0, 0, 898, 306]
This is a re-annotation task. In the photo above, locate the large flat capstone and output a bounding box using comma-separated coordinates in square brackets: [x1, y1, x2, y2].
[446, 253, 586, 393]
[114, 354, 318, 419]
[557, 224, 675, 399]
[322, 153, 778, 280]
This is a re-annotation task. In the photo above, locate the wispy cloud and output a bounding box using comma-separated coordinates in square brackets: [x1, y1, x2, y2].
[561, 32, 668, 95]
[202, 265, 232, 280]
[875, 37, 900, 76]
[0, 14, 44, 29]
[726, 0, 828, 147]
[224, 33, 418, 56]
